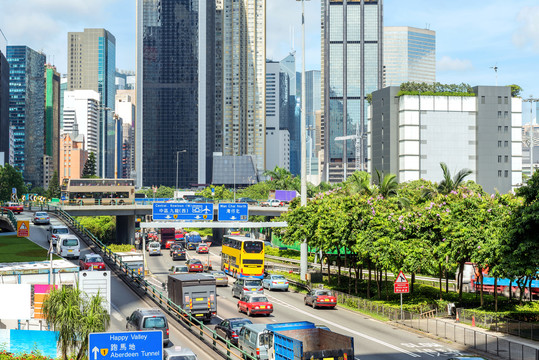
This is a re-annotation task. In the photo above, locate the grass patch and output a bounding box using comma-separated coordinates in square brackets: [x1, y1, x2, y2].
[108, 244, 137, 253]
[0, 235, 60, 263]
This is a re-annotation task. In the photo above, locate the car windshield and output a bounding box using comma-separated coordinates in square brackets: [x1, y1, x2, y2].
[86, 255, 102, 263]
[36, 212, 47, 216]
[272, 275, 285, 280]
[169, 355, 197, 360]
[243, 241, 263, 253]
[244, 280, 261, 287]
[250, 296, 268, 303]
[213, 271, 226, 276]
[63, 239, 78, 247]
[316, 290, 333, 296]
[190, 260, 202, 264]
[149, 243, 159, 248]
[55, 228, 69, 235]
[230, 320, 251, 330]
[143, 316, 166, 328]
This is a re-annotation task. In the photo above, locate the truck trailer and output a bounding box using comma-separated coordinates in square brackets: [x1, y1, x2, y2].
[168, 273, 217, 321]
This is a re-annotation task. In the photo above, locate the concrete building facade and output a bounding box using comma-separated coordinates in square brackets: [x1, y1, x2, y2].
[0, 48, 9, 165]
[7, 45, 46, 187]
[63, 90, 100, 157]
[60, 131, 87, 180]
[383, 26, 436, 87]
[321, 0, 383, 183]
[368, 86, 522, 194]
[220, 0, 266, 174]
[68, 28, 116, 178]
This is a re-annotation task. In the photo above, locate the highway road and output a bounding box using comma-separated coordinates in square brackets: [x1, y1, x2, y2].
[18, 210, 487, 359]
[145, 241, 481, 360]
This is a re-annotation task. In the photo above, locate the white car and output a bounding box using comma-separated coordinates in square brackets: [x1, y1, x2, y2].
[264, 199, 283, 207]
[148, 242, 161, 256]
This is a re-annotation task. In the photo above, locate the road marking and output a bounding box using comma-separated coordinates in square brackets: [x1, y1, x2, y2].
[264, 293, 420, 358]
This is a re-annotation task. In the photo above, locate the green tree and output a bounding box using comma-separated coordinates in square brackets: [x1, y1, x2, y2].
[263, 166, 297, 190]
[30, 186, 46, 196]
[197, 185, 233, 200]
[422, 162, 472, 198]
[43, 286, 110, 360]
[0, 164, 27, 201]
[82, 152, 97, 178]
[46, 171, 61, 199]
[509, 84, 522, 98]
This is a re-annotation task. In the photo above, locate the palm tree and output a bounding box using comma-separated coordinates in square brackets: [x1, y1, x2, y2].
[422, 162, 472, 198]
[346, 171, 374, 195]
[43, 286, 110, 360]
[263, 166, 296, 190]
[373, 169, 410, 208]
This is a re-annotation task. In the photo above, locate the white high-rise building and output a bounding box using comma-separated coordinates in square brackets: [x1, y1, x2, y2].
[62, 90, 100, 156]
[220, 0, 266, 173]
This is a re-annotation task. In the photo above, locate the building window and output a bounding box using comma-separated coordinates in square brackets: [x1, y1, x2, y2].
[498, 141, 502, 147]
[498, 170, 502, 177]
[498, 96, 502, 104]
[504, 155, 509, 163]
[504, 170, 509, 177]
[504, 126, 508, 133]
[498, 111, 502, 118]
[498, 155, 502, 163]
[504, 111, 509, 119]
[498, 126, 502, 133]
[504, 96, 509, 104]
[481, 96, 485, 104]
[504, 141, 509, 147]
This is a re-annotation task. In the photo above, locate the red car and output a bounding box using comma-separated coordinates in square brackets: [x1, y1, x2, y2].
[186, 259, 204, 272]
[196, 243, 209, 254]
[2, 202, 23, 214]
[79, 254, 106, 271]
[165, 240, 175, 249]
[304, 289, 337, 309]
[237, 294, 273, 316]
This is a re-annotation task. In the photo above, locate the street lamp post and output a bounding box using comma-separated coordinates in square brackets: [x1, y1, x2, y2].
[176, 150, 187, 190]
[297, 0, 310, 281]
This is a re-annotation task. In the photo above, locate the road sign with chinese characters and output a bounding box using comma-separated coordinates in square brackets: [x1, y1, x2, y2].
[394, 271, 409, 293]
[152, 202, 214, 221]
[218, 203, 248, 221]
[88, 331, 162, 360]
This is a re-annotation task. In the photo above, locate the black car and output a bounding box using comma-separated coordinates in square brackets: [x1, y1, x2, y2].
[215, 318, 253, 345]
[237, 197, 258, 205]
[171, 245, 187, 261]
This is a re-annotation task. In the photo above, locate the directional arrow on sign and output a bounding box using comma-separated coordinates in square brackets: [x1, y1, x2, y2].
[195, 215, 201, 219]
[230, 216, 236, 220]
[92, 346, 99, 360]
[165, 215, 171, 219]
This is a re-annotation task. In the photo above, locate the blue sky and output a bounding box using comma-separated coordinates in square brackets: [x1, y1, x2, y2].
[1, 0, 539, 120]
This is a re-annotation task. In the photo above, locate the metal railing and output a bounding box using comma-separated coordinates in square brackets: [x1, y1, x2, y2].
[52, 207, 257, 360]
[457, 308, 539, 342]
[0, 207, 18, 230]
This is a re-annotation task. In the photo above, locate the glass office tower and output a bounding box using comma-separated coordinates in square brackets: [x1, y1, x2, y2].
[136, 0, 215, 187]
[7, 46, 46, 187]
[321, 0, 383, 183]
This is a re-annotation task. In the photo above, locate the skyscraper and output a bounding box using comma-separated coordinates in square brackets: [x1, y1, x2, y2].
[383, 26, 435, 87]
[7, 46, 46, 187]
[321, 0, 383, 183]
[279, 53, 299, 175]
[0, 47, 9, 166]
[137, 0, 215, 187]
[62, 90, 100, 157]
[220, 0, 266, 174]
[305, 70, 321, 177]
[67, 28, 116, 178]
[44, 64, 60, 189]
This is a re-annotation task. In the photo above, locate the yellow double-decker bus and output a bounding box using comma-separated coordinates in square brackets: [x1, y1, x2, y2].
[61, 178, 135, 205]
[221, 235, 264, 279]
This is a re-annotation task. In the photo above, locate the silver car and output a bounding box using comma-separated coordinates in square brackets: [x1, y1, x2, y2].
[164, 346, 198, 360]
[262, 274, 289, 291]
[231, 277, 263, 298]
[33, 212, 50, 225]
[148, 242, 161, 256]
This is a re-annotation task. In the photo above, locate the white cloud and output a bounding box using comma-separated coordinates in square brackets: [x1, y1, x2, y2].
[512, 6, 539, 51]
[437, 56, 473, 72]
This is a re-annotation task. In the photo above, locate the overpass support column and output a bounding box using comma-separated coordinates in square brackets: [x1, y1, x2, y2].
[116, 215, 135, 245]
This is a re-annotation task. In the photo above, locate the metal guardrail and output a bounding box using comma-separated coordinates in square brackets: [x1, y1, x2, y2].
[0, 207, 18, 230]
[52, 206, 257, 360]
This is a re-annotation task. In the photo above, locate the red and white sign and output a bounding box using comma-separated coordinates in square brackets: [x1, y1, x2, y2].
[394, 271, 409, 293]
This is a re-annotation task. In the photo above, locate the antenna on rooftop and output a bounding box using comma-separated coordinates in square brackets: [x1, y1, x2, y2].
[490, 64, 498, 86]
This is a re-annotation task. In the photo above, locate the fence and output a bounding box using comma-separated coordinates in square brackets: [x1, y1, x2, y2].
[0, 207, 18, 230]
[457, 308, 539, 342]
[332, 290, 539, 360]
[51, 207, 257, 360]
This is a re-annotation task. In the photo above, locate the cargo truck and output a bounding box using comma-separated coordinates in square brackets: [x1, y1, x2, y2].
[168, 273, 217, 322]
[114, 251, 144, 278]
[268, 190, 297, 203]
[79, 270, 111, 314]
[239, 321, 354, 360]
[160, 228, 176, 249]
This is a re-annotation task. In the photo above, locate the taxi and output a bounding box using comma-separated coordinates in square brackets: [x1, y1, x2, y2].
[79, 254, 106, 271]
[237, 294, 273, 317]
[196, 243, 209, 254]
[186, 259, 204, 272]
[304, 289, 337, 309]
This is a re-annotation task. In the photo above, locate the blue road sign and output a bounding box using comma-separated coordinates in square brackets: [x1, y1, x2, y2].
[12, 188, 16, 194]
[88, 330, 162, 360]
[152, 202, 214, 221]
[61, 195, 66, 201]
[218, 203, 249, 221]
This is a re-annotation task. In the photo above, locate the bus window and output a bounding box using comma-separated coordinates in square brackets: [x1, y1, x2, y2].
[244, 241, 263, 253]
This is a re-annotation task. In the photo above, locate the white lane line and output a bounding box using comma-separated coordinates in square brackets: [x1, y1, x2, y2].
[264, 293, 420, 358]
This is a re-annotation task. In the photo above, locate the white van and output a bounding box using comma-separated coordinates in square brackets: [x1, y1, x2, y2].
[47, 225, 70, 245]
[56, 235, 81, 259]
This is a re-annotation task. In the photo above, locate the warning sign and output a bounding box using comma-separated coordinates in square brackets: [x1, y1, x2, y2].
[394, 271, 409, 293]
[17, 220, 30, 237]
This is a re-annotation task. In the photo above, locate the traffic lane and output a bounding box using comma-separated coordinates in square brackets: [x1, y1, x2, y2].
[212, 282, 472, 360]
